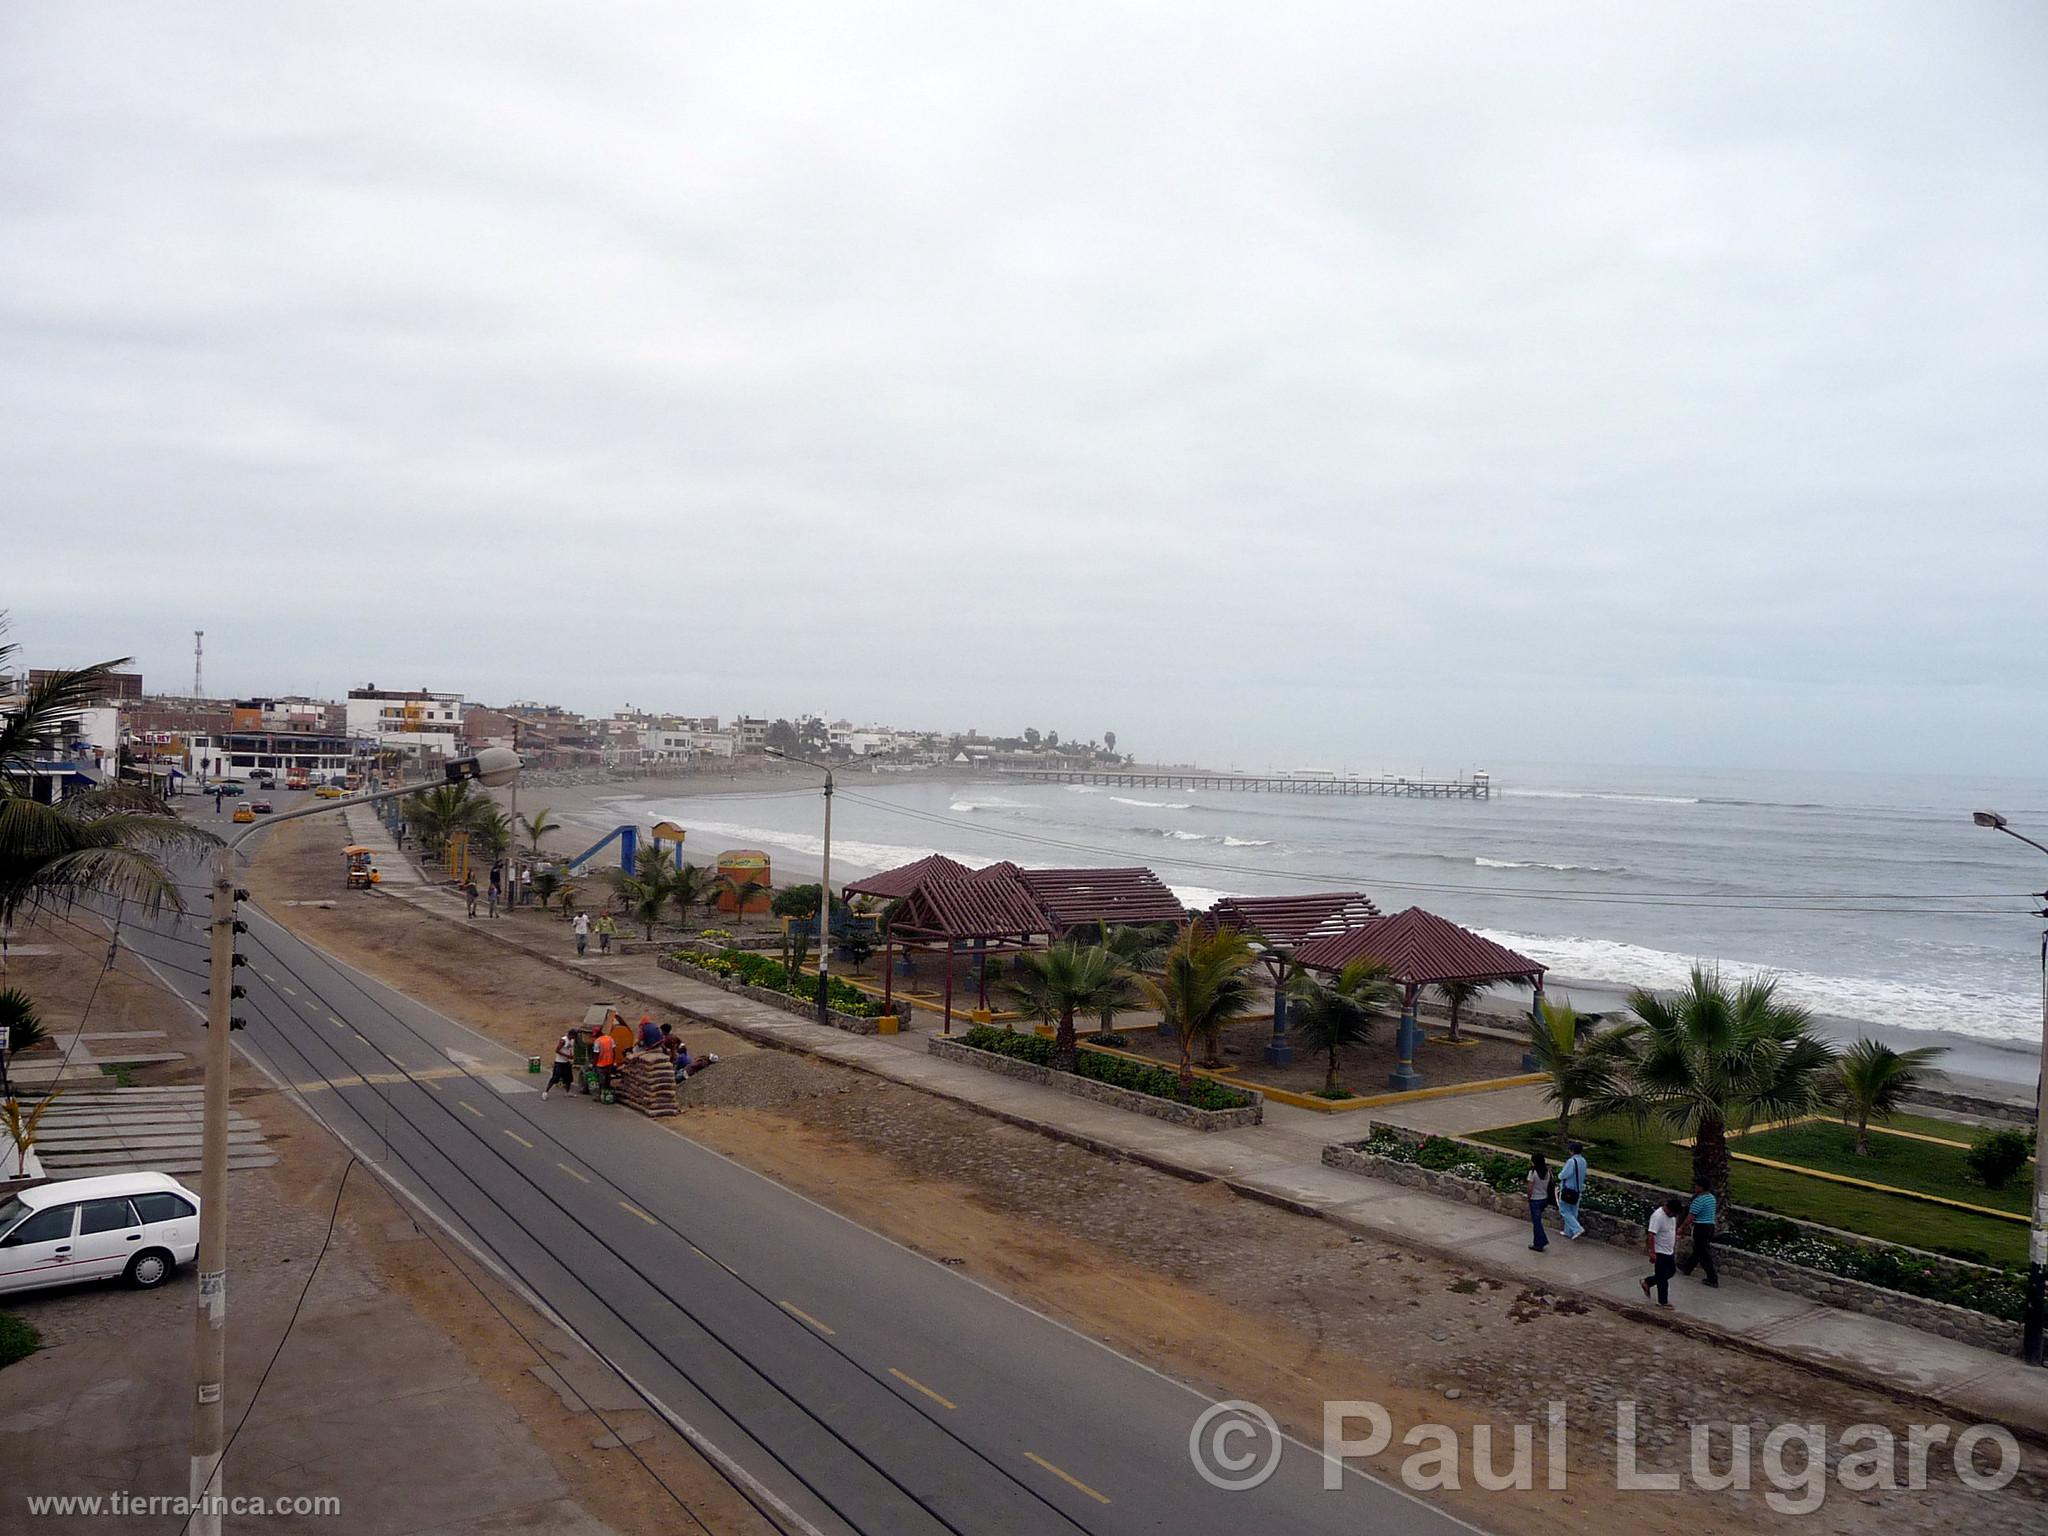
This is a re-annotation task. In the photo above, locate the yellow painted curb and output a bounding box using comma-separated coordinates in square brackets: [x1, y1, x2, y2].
[1063, 1043, 1543, 1114]
[1341, 1073, 1549, 1109]
[1724, 1150, 2028, 1222]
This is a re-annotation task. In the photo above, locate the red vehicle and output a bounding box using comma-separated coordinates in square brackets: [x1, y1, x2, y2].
[285, 768, 312, 791]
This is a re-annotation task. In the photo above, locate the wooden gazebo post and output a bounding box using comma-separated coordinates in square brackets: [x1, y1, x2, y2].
[1522, 977, 1547, 1071]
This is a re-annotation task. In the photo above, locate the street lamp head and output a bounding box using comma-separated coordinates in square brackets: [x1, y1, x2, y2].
[445, 746, 523, 788]
[764, 747, 785, 759]
[1973, 810, 2008, 830]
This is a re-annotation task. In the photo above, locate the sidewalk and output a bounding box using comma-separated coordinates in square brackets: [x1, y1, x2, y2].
[376, 879, 2047, 1440]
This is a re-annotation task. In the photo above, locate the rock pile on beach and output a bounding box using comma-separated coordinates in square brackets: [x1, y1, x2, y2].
[676, 1052, 849, 1111]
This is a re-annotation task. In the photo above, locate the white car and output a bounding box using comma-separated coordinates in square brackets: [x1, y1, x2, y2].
[0, 1172, 201, 1294]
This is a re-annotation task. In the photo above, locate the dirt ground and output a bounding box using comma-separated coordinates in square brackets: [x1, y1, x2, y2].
[1099, 1007, 1533, 1095]
[246, 817, 2048, 1536]
[0, 903, 773, 1536]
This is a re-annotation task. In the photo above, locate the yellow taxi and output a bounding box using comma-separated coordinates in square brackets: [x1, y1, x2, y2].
[232, 805, 256, 824]
[314, 785, 345, 799]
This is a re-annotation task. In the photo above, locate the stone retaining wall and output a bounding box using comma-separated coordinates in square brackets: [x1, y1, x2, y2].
[928, 1036, 1264, 1132]
[656, 954, 901, 1035]
[1321, 1134, 2021, 1354]
[1899, 1085, 2036, 1127]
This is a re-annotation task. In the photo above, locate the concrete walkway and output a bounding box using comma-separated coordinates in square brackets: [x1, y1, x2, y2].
[376, 879, 2047, 1439]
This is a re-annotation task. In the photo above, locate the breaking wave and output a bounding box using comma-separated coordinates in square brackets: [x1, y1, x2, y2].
[1502, 789, 1700, 806]
[1474, 856, 1621, 873]
[1111, 796, 1193, 809]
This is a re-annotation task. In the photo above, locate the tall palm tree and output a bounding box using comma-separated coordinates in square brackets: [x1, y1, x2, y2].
[0, 624, 210, 923]
[1528, 998, 1639, 1144]
[519, 808, 558, 855]
[1091, 922, 1170, 1035]
[1594, 965, 1837, 1209]
[1007, 941, 1134, 1072]
[668, 860, 715, 928]
[1139, 924, 1258, 1091]
[1289, 958, 1398, 1096]
[607, 845, 677, 940]
[1836, 1038, 1945, 1155]
[401, 784, 495, 860]
[1434, 979, 1489, 1044]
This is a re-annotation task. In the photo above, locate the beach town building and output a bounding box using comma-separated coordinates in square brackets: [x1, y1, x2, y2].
[207, 698, 353, 783]
[644, 725, 737, 762]
[733, 716, 771, 754]
[29, 667, 144, 703]
[346, 686, 465, 763]
[0, 679, 119, 799]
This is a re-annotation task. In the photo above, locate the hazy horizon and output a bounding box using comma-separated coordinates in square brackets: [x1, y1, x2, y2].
[6, 3, 2044, 775]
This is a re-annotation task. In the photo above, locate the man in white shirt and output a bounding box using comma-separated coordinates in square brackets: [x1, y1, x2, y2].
[573, 911, 591, 956]
[1640, 1197, 1684, 1306]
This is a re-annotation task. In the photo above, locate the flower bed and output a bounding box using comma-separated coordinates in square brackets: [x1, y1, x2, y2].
[929, 1028, 1263, 1132]
[658, 951, 901, 1035]
[1327, 1127, 2022, 1351]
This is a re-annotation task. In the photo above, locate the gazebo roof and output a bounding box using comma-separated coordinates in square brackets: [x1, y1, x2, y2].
[889, 864, 1047, 942]
[1207, 892, 1381, 950]
[844, 853, 973, 901]
[1293, 907, 1545, 987]
[1013, 866, 1188, 930]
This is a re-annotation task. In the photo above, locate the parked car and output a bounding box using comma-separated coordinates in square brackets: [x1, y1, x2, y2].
[249, 770, 276, 789]
[314, 785, 345, 799]
[0, 1172, 201, 1294]
[205, 781, 245, 796]
[250, 800, 274, 814]
[233, 805, 255, 823]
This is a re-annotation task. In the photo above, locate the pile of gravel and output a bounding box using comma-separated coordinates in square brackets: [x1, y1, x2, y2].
[675, 1051, 848, 1110]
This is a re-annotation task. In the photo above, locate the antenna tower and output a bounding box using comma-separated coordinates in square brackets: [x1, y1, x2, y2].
[193, 630, 205, 697]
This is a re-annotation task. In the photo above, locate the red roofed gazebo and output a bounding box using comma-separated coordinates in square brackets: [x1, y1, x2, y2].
[1206, 893, 1381, 1064]
[881, 865, 1051, 1031]
[1296, 907, 1546, 1090]
[1014, 867, 1187, 933]
[843, 853, 973, 903]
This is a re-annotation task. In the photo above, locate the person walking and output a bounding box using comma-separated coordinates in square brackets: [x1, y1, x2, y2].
[542, 1030, 575, 1100]
[595, 911, 617, 956]
[1678, 1179, 1721, 1287]
[520, 864, 533, 906]
[486, 878, 499, 919]
[487, 864, 502, 916]
[1556, 1140, 1589, 1240]
[464, 878, 479, 919]
[213, 786, 224, 816]
[573, 911, 590, 956]
[1525, 1153, 1552, 1252]
[1640, 1196, 1684, 1307]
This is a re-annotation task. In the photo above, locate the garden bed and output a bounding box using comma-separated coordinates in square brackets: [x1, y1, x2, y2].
[1324, 1125, 2023, 1353]
[930, 1029, 1263, 1132]
[658, 951, 905, 1035]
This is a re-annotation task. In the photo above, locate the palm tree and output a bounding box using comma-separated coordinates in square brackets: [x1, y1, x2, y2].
[669, 861, 715, 927]
[708, 872, 761, 926]
[530, 866, 563, 910]
[1286, 962, 1400, 1097]
[1139, 925, 1258, 1092]
[0, 622, 210, 923]
[1007, 941, 1135, 1072]
[1092, 922, 1171, 1035]
[1836, 1038, 1945, 1155]
[519, 809, 558, 855]
[1434, 979, 1489, 1044]
[401, 784, 495, 858]
[1288, 958, 1398, 1096]
[606, 845, 677, 940]
[470, 808, 513, 866]
[0, 987, 49, 1053]
[1528, 998, 1639, 1144]
[1594, 965, 1837, 1210]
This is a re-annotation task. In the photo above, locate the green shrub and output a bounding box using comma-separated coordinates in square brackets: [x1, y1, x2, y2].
[0, 989, 48, 1053]
[0, 1312, 38, 1370]
[670, 948, 883, 1018]
[958, 1027, 1252, 1112]
[1965, 1128, 2032, 1192]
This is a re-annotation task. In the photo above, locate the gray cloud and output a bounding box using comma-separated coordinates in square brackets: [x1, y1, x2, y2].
[4, 2, 2043, 771]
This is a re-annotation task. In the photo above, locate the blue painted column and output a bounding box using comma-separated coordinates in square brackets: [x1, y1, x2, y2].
[1522, 981, 1546, 1071]
[1262, 977, 1292, 1065]
[1387, 984, 1423, 1091]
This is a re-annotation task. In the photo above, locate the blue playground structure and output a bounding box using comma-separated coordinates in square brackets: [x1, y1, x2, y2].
[565, 822, 689, 875]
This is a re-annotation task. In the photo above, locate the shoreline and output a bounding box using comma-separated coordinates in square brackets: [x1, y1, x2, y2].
[492, 772, 2041, 1097]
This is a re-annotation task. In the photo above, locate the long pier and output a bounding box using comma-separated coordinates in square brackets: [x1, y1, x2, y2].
[999, 769, 1492, 800]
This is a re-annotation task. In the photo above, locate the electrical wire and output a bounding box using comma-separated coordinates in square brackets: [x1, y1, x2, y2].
[232, 921, 1100, 1536]
[228, 920, 1096, 1536]
[831, 789, 2038, 915]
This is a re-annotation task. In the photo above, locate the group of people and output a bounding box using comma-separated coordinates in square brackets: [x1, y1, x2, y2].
[1521, 1140, 1719, 1307]
[571, 911, 619, 956]
[542, 1011, 718, 1102]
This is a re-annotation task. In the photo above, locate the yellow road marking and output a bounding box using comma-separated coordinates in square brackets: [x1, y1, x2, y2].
[619, 1200, 657, 1225]
[281, 986, 297, 997]
[503, 1130, 534, 1149]
[889, 1368, 956, 1410]
[330, 1016, 347, 1027]
[1724, 1150, 2027, 1221]
[557, 1163, 590, 1183]
[780, 1301, 835, 1335]
[459, 1101, 483, 1118]
[1024, 1452, 1110, 1504]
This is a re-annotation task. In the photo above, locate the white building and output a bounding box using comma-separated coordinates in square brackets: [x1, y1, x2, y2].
[646, 727, 737, 760]
[345, 686, 464, 759]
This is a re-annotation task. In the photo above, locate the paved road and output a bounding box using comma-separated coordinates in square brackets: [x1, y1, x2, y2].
[105, 837, 1484, 1536]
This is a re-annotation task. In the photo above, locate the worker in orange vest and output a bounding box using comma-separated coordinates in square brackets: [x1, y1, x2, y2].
[592, 1030, 618, 1100]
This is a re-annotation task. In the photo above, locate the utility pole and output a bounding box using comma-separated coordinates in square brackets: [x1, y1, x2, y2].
[1971, 810, 2048, 1367]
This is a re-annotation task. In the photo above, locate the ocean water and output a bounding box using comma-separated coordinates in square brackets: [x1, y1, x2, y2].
[605, 763, 2048, 1056]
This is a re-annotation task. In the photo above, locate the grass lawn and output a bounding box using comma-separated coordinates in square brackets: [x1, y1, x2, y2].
[0, 1311, 38, 1370]
[1736, 1119, 2031, 1218]
[1867, 1111, 2020, 1146]
[1473, 1115, 2028, 1268]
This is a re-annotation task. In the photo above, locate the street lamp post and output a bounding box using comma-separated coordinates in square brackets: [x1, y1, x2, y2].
[188, 748, 520, 1535]
[767, 748, 834, 1024]
[1971, 809, 2048, 1368]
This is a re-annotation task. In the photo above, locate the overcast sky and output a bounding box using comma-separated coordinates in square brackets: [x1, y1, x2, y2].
[4, 3, 2042, 775]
